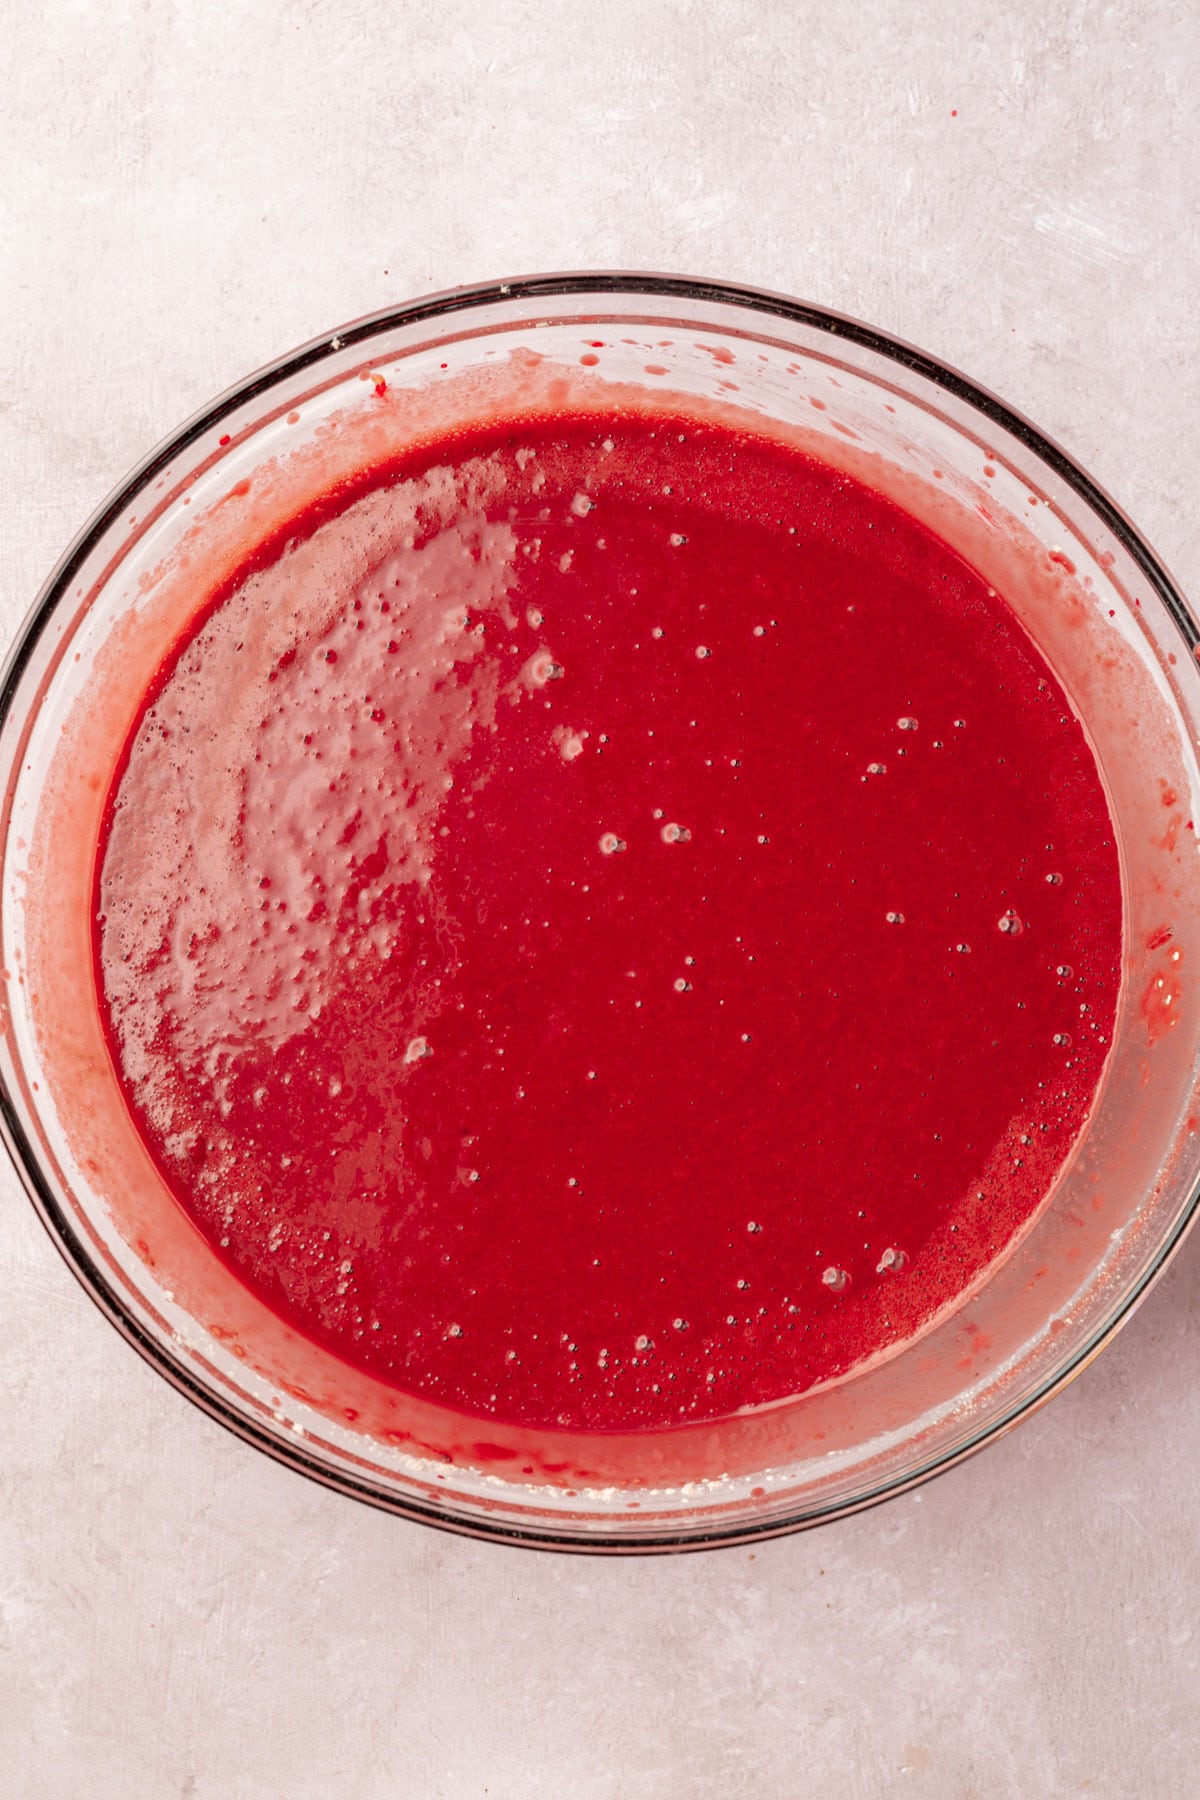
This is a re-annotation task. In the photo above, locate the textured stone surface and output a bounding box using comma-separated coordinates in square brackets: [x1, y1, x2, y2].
[1, 3, 1198, 1795]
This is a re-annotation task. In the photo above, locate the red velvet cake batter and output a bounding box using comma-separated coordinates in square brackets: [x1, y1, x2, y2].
[95, 406, 1122, 1436]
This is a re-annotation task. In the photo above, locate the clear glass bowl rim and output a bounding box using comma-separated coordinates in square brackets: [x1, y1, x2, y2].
[1, 269, 1197, 1554]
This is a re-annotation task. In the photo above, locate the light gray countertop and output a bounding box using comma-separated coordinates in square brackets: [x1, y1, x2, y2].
[2, 3, 1197, 1794]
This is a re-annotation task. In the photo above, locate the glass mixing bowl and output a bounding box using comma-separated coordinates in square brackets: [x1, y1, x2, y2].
[3, 273, 1199, 1552]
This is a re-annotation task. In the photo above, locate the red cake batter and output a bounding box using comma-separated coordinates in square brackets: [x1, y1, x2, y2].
[95, 406, 1122, 1436]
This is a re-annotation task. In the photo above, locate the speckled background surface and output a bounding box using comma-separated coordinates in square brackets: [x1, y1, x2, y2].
[2, 3, 1198, 1795]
